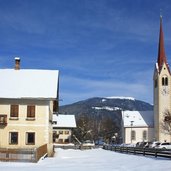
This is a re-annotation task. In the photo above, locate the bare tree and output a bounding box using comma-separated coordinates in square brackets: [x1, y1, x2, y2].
[72, 114, 93, 142]
[161, 109, 171, 136]
[72, 114, 120, 143]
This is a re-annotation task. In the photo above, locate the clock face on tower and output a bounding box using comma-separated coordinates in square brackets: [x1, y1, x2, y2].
[161, 87, 169, 96]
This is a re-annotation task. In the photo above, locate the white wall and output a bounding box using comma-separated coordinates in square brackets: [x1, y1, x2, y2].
[124, 127, 154, 144]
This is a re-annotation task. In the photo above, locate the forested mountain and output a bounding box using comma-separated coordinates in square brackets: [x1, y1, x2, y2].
[59, 97, 153, 143]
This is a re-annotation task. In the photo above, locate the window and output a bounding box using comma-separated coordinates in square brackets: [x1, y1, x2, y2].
[165, 77, 168, 85]
[58, 139, 63, 143]
[27, 105, 35, 118]
[143, 130, 147, 140]
[9, 132, 18, 144]
[10, 105, 19, 118]
[26, 132, 35, 145]
[53, 131, 59, 142]
[64, 131, 69, 135]
[131, 130, 136, 141]
[162, 77, 165, 85]
[59, 131, 63, 134]
[0, 115, 7, 125]
[162, 76, 168, 86]
[64, 139, 69, 143]
[52, 121, 57, 125]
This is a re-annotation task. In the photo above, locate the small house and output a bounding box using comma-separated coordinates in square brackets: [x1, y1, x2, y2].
[53, 114, 76, 144]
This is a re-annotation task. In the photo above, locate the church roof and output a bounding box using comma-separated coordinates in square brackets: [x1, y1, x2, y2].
[157, 16, 170, 73]
[0, 69, 59, 99]
[123, 111, 154, 127]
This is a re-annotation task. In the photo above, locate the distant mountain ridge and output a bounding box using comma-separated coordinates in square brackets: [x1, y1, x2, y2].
[59, 96, 153, 115]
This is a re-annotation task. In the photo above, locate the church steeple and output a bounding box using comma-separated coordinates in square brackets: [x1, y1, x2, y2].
[157, 15, 169, 72]
[154, 14, 171, 142]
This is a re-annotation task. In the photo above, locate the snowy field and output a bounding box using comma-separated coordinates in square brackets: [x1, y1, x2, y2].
[0, 148, 171, 171]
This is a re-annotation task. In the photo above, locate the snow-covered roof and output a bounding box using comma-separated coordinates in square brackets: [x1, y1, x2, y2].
[0, 69, 59, 99]
[53, 114, 76, 128]
[123, 111, 154, 127]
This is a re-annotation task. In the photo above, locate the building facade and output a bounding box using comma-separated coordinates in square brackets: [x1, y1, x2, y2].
[0, 58, 59, 157]
[154, 16, 171, 142]
[53, 114, 76, 144]
[122, 111, 154, 144]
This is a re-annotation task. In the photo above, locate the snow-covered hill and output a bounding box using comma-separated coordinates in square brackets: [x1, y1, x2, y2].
[60, 96, 153, 114]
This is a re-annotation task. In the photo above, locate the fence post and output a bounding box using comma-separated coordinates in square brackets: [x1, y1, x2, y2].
[6, 149, 9, 159]
[34, 148, 37, 162]
[155, 150, 157, 158]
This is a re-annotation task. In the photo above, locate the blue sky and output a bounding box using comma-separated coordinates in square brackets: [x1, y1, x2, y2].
[1, 0, 171, 105]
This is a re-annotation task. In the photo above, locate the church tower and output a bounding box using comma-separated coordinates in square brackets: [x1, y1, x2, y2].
[154, 16, 171, 142]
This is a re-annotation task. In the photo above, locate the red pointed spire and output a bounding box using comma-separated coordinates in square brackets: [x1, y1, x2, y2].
[157, 15, 168, 70]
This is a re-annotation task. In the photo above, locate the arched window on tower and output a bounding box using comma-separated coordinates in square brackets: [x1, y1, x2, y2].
[162, 77, 165, 85]
[162, 76, 168, 86]
[165, 77, 168, 86]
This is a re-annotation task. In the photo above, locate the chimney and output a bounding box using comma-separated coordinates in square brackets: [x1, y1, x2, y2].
[15, 57, 20, 70]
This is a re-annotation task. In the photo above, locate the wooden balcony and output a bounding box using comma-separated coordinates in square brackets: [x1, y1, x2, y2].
[0, 115, 7, 126]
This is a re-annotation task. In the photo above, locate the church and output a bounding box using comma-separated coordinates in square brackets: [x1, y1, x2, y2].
[154, 15, 171, 142]
[122, 16, 171, 144]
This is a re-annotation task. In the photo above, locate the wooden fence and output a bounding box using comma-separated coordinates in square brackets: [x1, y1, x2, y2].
[0, 144, 47, 162]
[103, 144, 171, 159]
[35, 144, 48, 162]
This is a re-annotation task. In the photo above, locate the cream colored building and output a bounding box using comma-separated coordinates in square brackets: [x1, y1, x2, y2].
[53, 114, 76, 144]
[0, 58, 59, 157]
[122, 111, 154, 144]
[154, 16, 171, 142]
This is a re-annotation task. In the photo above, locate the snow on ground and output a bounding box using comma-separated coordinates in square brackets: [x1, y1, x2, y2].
[0, 148, 171, 171]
